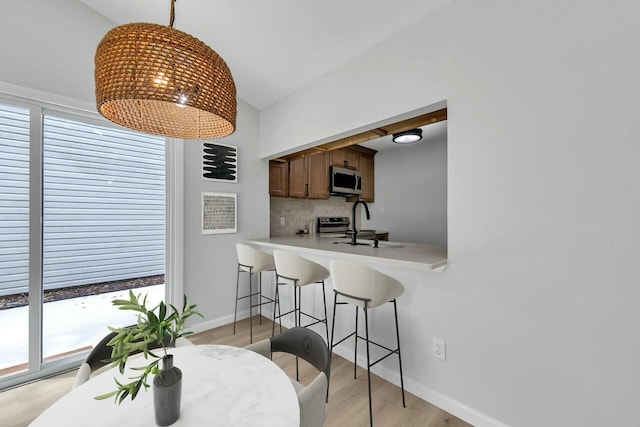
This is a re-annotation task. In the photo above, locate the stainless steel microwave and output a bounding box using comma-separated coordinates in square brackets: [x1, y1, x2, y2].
[330, 166, 362, 195]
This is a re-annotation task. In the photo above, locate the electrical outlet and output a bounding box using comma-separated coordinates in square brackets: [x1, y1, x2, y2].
[433, 338, 446, 361]
[280, 216, 285, 226]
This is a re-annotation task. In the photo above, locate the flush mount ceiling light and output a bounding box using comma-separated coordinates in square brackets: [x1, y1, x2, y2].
[94, 0, 236, 140]
[392, 128, 423, 144]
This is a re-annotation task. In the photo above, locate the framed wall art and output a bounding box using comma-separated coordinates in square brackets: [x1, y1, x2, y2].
[202, 142, 238, 183]
[201, 192, 237, 235]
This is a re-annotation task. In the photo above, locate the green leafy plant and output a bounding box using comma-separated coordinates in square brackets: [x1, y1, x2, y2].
[94, 291, 202, 404]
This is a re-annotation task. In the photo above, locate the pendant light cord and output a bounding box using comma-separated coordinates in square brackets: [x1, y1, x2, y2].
[169, 0, 176, 28]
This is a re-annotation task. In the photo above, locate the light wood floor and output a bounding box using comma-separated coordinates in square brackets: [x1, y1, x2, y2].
[0, 317, 472, 427]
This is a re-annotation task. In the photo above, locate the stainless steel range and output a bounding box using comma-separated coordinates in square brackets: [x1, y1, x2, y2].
[317, 216, 350, 236]
[317, 216, 376, 239]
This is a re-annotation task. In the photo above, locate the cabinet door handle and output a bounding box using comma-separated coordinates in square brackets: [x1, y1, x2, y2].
[305, 183, 308, 196]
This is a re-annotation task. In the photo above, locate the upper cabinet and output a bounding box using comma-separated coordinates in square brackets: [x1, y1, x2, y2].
[287, 152, 329, 199]
[269, 161, 288, 197]
[307, 153, 330, 198]
[287, 156, 307, 198]
[358, 151, 375, 202]
[269, 147, 375, 201]
[339, 146, 375, 203]
[330, 148, 360, 170]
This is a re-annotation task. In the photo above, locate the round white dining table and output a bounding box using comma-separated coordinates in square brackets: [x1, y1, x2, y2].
[29, 345, 300, 427]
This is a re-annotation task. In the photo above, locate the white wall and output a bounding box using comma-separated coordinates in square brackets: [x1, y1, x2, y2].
[0, 0, 112, 104]
[259, 1, 640, 426]
[365, 127, 447, 246]
[182, 99, 270, 327]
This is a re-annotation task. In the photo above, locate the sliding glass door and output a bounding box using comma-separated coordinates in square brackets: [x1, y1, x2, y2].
[0, 103, 30, 377]
[0, 98, 166, 385]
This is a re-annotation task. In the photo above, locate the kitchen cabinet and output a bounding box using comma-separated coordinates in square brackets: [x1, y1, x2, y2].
[330, 148, 360, 170]
[359, 151, 375, 202]
[269, 146, 374, 200]
[307, 153, 330, 198]
[269, 161, 288, 197]
[288, 153, 329, 199]
[335, 146, 376, 203]
[288, 157, 307, 197]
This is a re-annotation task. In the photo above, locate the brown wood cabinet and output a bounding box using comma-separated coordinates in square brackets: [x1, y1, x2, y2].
[307, 153, 329, 198]
[269, 146, 374, 201]
[330, 148, 360, 170]
[337, 146, 376, 203]
[269, 161, 289, 197]
[288, 153, 329, 199]
[288, 157, 307, 197]
[359, 151, 375, 202]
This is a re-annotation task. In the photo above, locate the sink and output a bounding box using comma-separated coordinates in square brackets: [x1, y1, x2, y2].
[333, 241, 370, 246]
[332, 240, 404, 248]
[373, 242, 404, 248]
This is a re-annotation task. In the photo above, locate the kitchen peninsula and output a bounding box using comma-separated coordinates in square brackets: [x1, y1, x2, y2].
[246, 235, 447, 271]
[246, 233, 448, 417]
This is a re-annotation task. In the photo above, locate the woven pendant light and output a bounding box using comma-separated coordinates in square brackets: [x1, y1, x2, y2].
[95, 0, 236, 139]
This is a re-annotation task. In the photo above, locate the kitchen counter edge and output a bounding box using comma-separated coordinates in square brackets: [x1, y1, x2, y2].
[246, 235, 447, 272]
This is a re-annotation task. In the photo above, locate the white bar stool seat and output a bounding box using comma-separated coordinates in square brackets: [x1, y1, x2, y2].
[235, 243, 276, 343]
[329, 259, 406, 427]
[272, 250, 330, 343]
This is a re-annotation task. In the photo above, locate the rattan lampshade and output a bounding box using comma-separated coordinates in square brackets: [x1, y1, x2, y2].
[95, 22, 236, 139]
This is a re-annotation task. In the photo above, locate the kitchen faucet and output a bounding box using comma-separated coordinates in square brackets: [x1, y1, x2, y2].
[350, 199, 370, 245]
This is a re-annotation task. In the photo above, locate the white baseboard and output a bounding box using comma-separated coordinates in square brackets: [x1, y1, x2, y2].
[190, 310, 247, 334]
[191, 312, 508, 427]
[330, 345, 509, 427]
[190, 308, 282, 335]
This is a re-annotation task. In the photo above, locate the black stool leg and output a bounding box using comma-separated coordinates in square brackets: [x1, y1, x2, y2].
[258, 271, 263, 324]
[322, 281, 329, 343]
[248, 268, 254, 343]
[354, 305, 359, 379]
[272, 280, 285, 336]
[294, 282, 300, 381]
[233, 264, 241, 335]
[277, 286, 283, 333]
[364, 304, 373, 427]
[298, 285, 302, 327]
[272, 276, 281, 337]
[393, 299, 406, 407]
[329, 293, 338, 361]
[328, 292, 338, 400]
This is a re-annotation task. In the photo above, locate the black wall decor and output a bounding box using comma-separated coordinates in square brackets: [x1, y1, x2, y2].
[202, 142, 237, 182]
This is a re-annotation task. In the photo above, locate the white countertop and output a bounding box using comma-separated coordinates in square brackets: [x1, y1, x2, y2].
[247, 235, 447, 271]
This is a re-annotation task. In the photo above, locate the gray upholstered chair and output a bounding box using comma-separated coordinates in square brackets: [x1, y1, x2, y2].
[246, 327, 331, 427]
[73, 329, 192, 388]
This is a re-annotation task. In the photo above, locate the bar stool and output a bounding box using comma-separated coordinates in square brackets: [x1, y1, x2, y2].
[272, 250, 330, 343]
[234, 243, 276, 343]
[329, 259, 406, 427]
